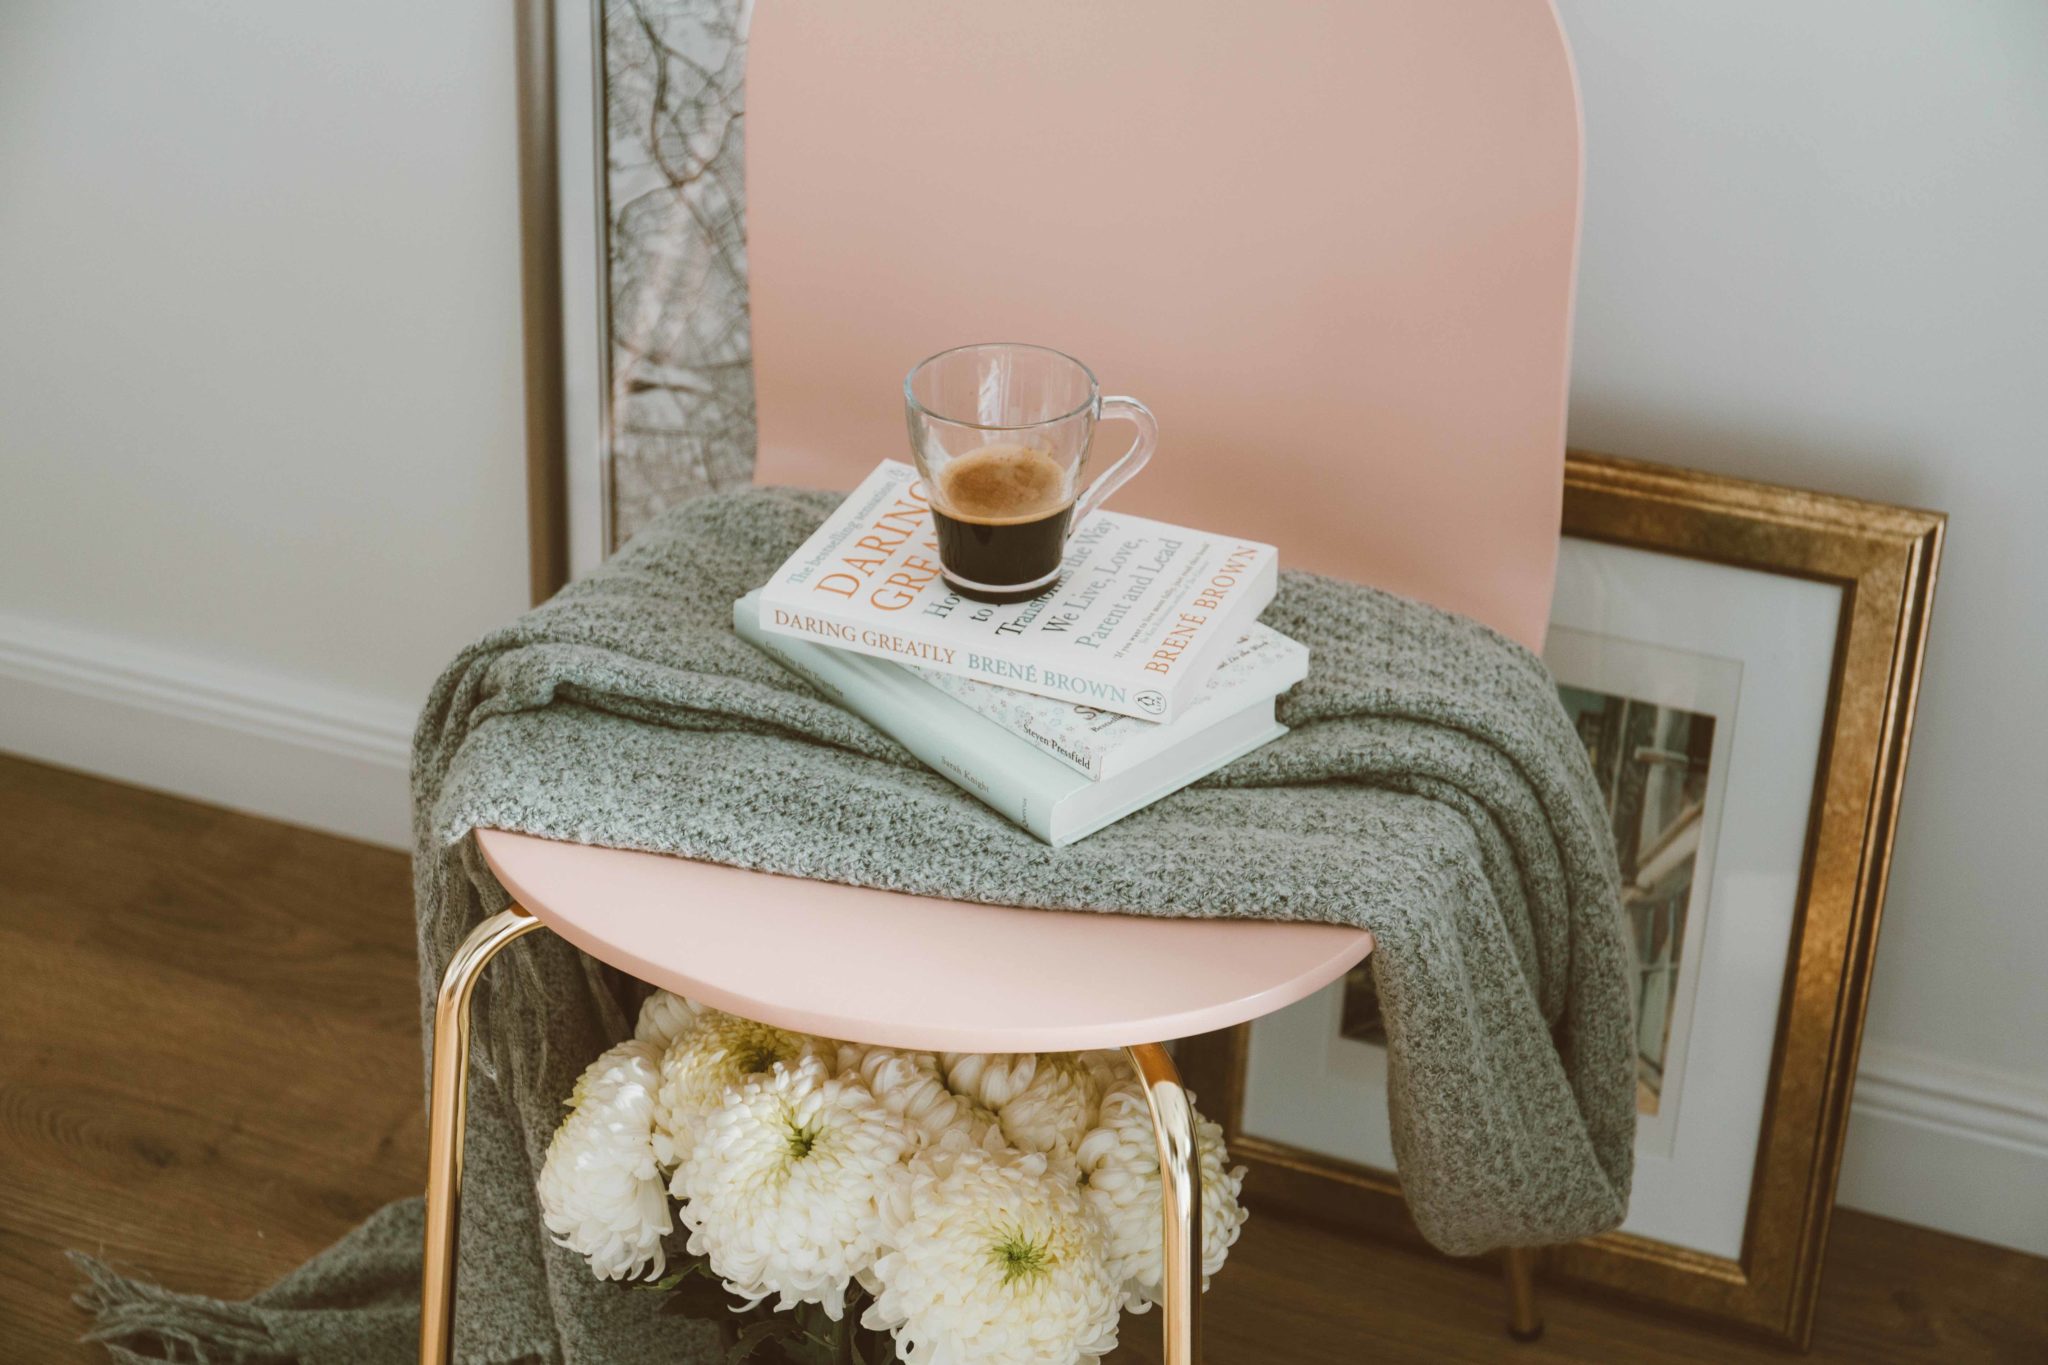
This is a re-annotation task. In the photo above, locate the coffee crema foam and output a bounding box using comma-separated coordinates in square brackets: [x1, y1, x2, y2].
[936, 444, 1071, 525]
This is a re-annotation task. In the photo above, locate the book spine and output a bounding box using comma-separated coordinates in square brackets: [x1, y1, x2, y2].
[735, 606, 1061, 843]
[756, 593, 1193, 723]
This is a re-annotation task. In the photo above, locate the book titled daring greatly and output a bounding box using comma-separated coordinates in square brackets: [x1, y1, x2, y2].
[755, 460, 1278, 722]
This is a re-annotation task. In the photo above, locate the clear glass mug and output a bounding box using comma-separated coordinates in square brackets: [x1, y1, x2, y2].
[904, 342, 1158, 603]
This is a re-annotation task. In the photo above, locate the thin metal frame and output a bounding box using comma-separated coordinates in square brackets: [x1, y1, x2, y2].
[518, 0, 610, 588]
[419, 907, 1206, 1365]
[1128, 1041, 1204, 1364]
[420, 905, 543, 1365]
[513, 0, 569, 605]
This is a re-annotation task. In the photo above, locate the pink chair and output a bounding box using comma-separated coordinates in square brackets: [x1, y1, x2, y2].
[422, 3, 1582, 1362]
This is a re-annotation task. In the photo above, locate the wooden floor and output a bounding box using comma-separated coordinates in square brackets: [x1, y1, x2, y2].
[2, 753, 2042, 1363]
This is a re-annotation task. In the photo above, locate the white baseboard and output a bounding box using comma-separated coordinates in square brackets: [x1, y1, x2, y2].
[0, 609, 413, 848]
[3, 610, 2045, 1255]
[1837, 1040, 2048, 1256]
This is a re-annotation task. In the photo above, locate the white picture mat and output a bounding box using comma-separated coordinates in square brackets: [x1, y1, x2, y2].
[1548, 625, 1741, 1157]
[1241, 538, 1840, 1261]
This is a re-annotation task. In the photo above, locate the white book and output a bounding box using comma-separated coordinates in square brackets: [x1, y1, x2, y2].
[736, 592, 1285, 846]
[909, 625, 1309, 780]
[755, 460, 1278, 723]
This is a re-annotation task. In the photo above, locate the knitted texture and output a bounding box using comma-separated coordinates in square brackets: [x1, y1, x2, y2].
[78, 486, 1632, 1363]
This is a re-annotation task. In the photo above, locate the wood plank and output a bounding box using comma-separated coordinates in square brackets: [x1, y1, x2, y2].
[1, 754, 2042, 1362]
[0, 757, 425, 1358]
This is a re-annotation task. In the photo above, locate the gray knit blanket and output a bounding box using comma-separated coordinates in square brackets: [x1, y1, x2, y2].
[76, 486, 1633, 1363]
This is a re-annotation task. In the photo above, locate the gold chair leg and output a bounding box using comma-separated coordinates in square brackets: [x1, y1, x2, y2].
[1128, 1043, 1203, 1365]
[419, 904, 545, 1365]
[1503, 1245, 1544, 1343]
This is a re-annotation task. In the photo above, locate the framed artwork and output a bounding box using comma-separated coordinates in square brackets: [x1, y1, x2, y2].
[1180, 451, 1944, 1346]
[518, 0, 757, 600]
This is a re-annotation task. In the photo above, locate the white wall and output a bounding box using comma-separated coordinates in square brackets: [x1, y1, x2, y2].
[1, 2, 2041, 1256]
[1556, 0, 2048, 1253]
[0, 2, 529, 844]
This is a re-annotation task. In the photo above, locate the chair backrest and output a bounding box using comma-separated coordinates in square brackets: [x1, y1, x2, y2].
[745, 1, 1581, 649]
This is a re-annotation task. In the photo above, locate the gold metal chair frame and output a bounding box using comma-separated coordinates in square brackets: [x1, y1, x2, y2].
[419, 906, 1542, 1362]
[419, 905, 1225, 1365]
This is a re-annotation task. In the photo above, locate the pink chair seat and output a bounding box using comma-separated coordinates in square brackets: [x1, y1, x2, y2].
[477, 828, 1372, 1053]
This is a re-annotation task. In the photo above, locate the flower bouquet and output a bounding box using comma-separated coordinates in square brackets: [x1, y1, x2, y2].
[538, 991, 1247, 1364]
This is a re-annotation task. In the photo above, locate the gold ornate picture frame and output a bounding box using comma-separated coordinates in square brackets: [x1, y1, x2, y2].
[1180, 450, 1943, 1347]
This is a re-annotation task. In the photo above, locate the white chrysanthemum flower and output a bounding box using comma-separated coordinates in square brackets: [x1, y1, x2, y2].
[940, 1052, 1036, 1109]
[536, 1039, 672, 1282]
[652, 1009, 823, 1168]
[634, 989, 703, 1051]
[942, 1052, 1111, 1159]
[1073, 1081, 1247, 1312]
[865, 1146, 1122, 1365]
[996, 1053, 1115, 1158]
[832, 1038, 873, 1075]
[857, 1049, 1002, 1151]
[671, 1055, 911, 1320]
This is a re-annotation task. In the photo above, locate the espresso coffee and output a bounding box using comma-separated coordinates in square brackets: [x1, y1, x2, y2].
[931, 443, 1074, 601]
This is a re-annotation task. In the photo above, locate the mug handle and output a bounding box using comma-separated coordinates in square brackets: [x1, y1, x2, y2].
[1070, 395, 1158, 533]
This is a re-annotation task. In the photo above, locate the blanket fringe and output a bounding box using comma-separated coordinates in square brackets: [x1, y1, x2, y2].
[70, 1253, 282, 1364]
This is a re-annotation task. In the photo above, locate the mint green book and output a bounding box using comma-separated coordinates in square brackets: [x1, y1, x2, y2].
[735, 591, 1284, 847]
[909, 625, 1308, 780]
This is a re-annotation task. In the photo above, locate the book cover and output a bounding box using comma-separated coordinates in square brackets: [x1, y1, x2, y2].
[909, 625, 1309, 780]
[735, 592, 1284, 846]
[755, 460, 1278, 723]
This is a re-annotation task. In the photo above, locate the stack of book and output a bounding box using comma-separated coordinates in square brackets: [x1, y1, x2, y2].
[739, 461, 1304, 846]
